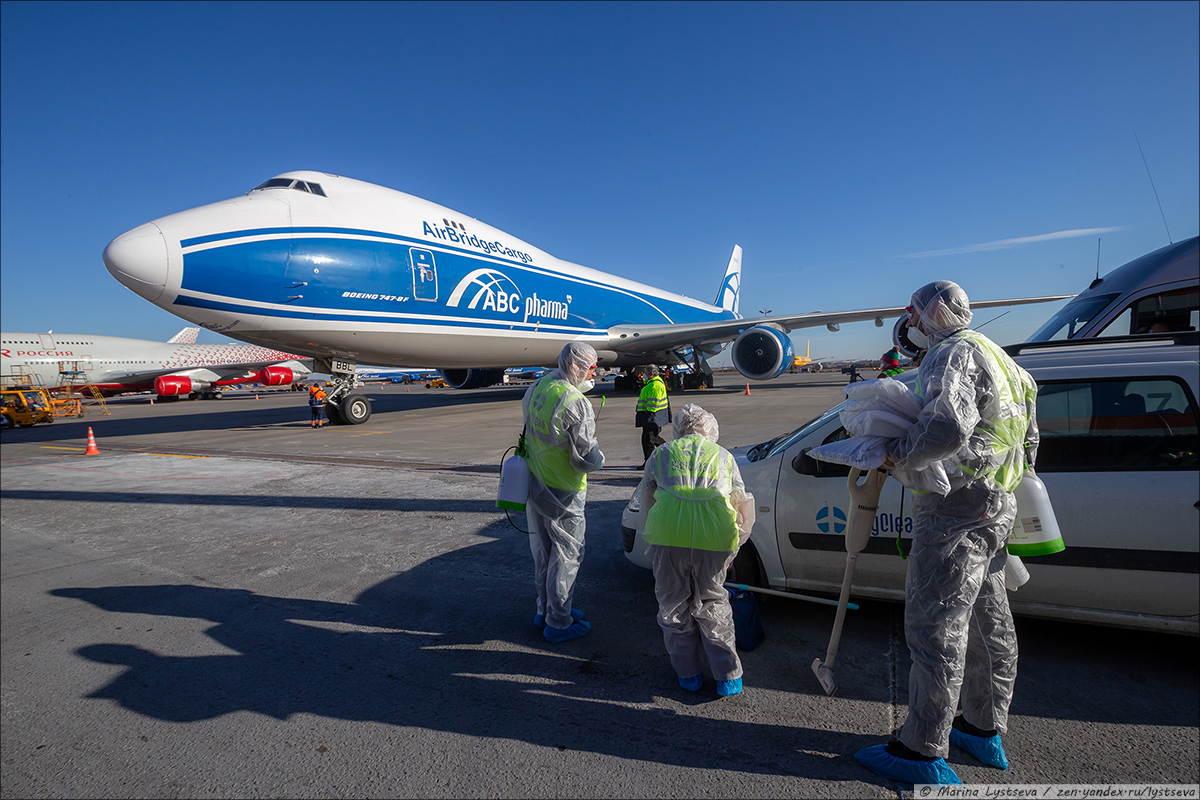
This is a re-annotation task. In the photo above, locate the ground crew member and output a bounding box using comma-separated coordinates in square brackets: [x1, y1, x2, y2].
[878, 348, 905, 378]
[854, 280, 1039, 786]
[636, 403, 754, 696]
[521, 342, 605, 643]
[635, 366, 670, 468]
[308, 384, 328, 428]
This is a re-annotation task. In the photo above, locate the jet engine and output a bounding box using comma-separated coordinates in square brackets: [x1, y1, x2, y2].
[255, 366, 296, 386]
[439, 368, 508, 390]
[891, 313, 926, 359]
[154, 375, 210, 396]
[731, 326, 795, 381]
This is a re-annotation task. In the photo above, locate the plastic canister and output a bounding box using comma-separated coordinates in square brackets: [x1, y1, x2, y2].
[1003, 553, 1031, 591]
[496, 454, 530, 512]
[1007, 469, 1065, 556]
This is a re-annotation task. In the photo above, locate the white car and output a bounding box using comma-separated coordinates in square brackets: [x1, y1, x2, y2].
[622, 334, 1199, 635]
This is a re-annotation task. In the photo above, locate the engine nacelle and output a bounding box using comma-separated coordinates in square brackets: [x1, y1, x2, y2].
[154, 375, 210, 396]
[439, 368, 508, 390]
[892, 313, 926, 358]
[255, 366, 295, 386]
[731, 326, 795, 381]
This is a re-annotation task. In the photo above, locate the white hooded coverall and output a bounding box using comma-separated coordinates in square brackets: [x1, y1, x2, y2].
[521, 343, 605, 631]
[888, 281, 1039, 758]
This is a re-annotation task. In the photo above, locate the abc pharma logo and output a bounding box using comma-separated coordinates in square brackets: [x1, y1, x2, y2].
[445, 268, 522, 315]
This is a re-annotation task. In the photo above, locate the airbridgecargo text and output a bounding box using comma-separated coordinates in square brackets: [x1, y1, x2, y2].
[423, 222, 533, 263]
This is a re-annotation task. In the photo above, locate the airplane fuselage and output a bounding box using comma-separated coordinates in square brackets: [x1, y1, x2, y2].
[0, 332, 307, 396]
[104, 171, 740, 371]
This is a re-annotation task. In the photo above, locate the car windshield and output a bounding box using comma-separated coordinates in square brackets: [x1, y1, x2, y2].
[1027, 293, 1120, 341]
[746, 401, 847, 462]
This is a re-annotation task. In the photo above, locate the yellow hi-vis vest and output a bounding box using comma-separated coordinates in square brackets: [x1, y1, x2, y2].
[644, 435, 739, 552]
[525, 377, 588, 493]
[636, 375, 670, 421]
[917, 330, 1038, 493]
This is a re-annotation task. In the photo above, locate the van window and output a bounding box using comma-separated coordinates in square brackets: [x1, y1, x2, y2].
[1028, 293, 1120, 341]
[1095, 288, 1200, 337]
[1035, 378, 1198, 471]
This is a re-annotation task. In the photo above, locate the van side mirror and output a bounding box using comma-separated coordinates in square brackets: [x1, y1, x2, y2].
[792, 448, 821, 475]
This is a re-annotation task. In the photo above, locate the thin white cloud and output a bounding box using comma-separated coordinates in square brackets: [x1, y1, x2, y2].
[899, 227, 1128, 259]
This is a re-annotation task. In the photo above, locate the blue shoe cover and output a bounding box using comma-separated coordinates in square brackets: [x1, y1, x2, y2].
[543, 619, 591, 643]
[716, 677, 743, 696]
[534, 608, 585, 628]
[853, 744, 961, 785]
[678, 674, 703, 692]
[950, 728, 1009, 769]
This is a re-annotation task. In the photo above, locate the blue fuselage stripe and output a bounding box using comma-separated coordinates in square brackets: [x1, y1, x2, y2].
[177, 229, 736, 331]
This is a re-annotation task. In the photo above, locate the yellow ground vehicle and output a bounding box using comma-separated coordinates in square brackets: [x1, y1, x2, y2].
[425, 378, 448, 389]
[1, 388, 55, 429]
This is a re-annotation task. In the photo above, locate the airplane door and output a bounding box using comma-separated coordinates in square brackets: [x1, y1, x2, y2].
[409, 248, 438, 302]
[39, 334, 56, 350]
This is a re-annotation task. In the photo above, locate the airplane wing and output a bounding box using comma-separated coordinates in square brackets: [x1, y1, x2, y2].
[605, 295, 1073, 357]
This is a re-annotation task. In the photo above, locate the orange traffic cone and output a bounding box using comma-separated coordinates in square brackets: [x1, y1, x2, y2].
[744, 383, 752, 396]
[149, 396, 154, 405]
[84, 427, 101, 455]
[256, 393, 260, 400]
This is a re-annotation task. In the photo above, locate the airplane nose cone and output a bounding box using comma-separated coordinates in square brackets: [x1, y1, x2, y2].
[104, 222, 168, 301]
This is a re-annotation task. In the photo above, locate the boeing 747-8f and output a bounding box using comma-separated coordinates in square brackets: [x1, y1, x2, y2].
[102, 170, 1069, 424]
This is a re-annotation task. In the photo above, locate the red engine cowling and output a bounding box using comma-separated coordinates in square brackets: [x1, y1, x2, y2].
[255, 367, 295, 386]
[155, 375, 195, 396]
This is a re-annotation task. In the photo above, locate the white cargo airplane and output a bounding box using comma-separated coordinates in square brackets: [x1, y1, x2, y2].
[102, 170, 1070, 424]
[0, 327, 311, 399]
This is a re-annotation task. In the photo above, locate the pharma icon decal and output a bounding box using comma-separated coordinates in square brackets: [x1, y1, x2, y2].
[816, 505, 847, 534]
[446, 268, 523, 315]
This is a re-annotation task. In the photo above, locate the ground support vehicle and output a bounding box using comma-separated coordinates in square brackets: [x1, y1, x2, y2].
[1, 388, 55, 429]
[622, 333, 1199, 634]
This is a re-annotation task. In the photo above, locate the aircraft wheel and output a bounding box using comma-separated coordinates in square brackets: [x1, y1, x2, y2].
[340, 393, 372, 425]
[188, 392, 198, 401]
[324, 402, 344, 425]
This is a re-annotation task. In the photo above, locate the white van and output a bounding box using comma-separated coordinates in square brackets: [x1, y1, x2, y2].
[621, 334, 1199, 635]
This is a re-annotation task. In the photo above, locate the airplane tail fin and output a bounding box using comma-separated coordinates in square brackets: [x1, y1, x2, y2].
[167, 327, 200, 344]
[713, 245, 742, 314]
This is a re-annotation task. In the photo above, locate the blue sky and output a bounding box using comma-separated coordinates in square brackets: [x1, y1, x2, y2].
[2, 1, 1197, 363]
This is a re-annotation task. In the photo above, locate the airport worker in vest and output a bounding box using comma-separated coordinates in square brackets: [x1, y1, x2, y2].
[637, 403, 755, 696]
[854, 280, 1039, 786]
[522, 342, 606, 643]
[635, 366, 670, 469]
[308, 384, 328, 428]
[878, 348, 905, 378]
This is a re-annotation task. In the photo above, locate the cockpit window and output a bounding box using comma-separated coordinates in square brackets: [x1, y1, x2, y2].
[253, 178, 295, 191]
[252, 178, 326, 196]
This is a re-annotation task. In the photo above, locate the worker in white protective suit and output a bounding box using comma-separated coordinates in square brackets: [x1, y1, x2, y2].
[636, 404, 755, 696]
[522, 342, 606, 643]
[854, 280, 1039, 786]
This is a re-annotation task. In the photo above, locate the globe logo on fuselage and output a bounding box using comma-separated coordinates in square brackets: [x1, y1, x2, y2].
[816, 505, 846, 534]
[445, 269, 522, 315]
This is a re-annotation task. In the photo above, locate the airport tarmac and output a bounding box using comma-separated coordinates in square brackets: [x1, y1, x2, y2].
[2, 373, 1197, 798]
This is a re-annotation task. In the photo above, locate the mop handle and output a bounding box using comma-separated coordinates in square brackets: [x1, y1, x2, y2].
[822, 552, 859, 665]
[723, 582, 859, 610]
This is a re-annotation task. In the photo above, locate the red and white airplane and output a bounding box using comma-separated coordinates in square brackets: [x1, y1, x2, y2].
[0, 327, 311, 399]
